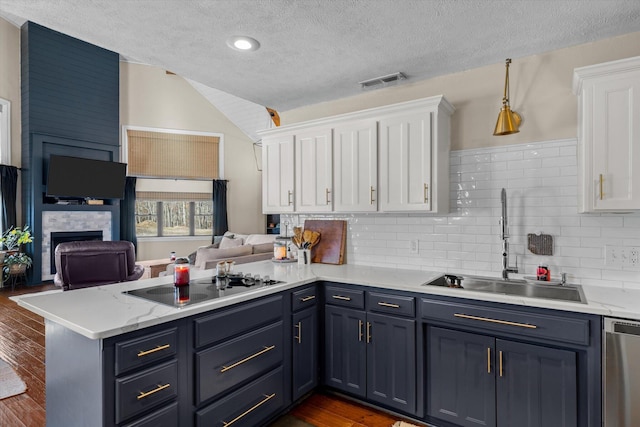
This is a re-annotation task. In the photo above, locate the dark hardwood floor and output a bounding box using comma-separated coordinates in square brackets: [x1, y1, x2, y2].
[0, 283, 55, 427]
[0, 284, 423, 427]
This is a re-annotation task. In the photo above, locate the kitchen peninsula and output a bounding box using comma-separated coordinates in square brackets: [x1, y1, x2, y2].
[14, 261, 637, 427]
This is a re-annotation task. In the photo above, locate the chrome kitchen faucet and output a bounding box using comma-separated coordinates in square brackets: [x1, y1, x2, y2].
[500, 188, 518, 279]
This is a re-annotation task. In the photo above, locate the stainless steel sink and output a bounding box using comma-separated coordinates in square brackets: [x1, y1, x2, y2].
[424, 274, 587, 304]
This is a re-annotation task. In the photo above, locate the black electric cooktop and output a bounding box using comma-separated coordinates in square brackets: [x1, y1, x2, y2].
[124, 274, 285, 308]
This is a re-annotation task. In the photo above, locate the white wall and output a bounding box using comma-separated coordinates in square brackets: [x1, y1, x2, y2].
[120, 62, 264, 260]
[284, 139, 640, 290]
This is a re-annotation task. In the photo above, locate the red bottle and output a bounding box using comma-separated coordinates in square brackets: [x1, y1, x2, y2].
[537, 265, 550, 281]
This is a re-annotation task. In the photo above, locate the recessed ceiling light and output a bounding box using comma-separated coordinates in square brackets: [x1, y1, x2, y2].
[226, 36, 260, 52]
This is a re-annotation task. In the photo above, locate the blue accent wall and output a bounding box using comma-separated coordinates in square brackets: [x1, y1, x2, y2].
[21, 21, 121, 284]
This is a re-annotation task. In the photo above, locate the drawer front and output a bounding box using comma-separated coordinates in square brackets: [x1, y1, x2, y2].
[196, 321, 284, 405]
[115, 328, 178, 376]
[292, 285, 318, 312]
[122, 401, 178, 427]
[194, 294, 283, 349]
[421, 299, 590, 345]
[367, 292, 415, 317]
[196, 366, 284, 427]
[115, 360, 178, 424]
[324, 285, 364, 309]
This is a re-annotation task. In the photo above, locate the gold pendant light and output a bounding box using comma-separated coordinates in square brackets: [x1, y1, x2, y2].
[493, 58, 521, 136]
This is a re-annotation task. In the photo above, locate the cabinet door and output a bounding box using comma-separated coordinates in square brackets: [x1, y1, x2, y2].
[292, 306, 318, 401]
[262, 135, 294, 213]
[496, 339, 577, 427]
[366, 312, 416, 414]
[295, 127, 333, 212]
[379, 111, 432, 212]
[333, 120, 378, 212]
[589, 76, 640, 211]
[427, 326, 496, 427]
[575, 59, 640, 212]
[324, 305, 366, 397]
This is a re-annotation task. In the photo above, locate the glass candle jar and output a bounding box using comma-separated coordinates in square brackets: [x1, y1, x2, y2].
[274, 241, 287, 260]
[174, 257, 190, 286]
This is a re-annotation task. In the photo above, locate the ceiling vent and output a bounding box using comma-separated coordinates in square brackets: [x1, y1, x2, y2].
[359, 72, 407, 90]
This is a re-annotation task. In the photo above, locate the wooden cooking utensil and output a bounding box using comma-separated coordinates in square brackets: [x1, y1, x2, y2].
[308, 231, 321, 249]
[303, 230, 313, 244]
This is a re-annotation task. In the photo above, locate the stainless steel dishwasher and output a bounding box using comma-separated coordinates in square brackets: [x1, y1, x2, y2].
[604, 317, 640, 427]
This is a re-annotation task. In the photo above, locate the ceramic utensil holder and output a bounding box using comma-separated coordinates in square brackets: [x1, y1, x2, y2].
[298, 249, 311, 266]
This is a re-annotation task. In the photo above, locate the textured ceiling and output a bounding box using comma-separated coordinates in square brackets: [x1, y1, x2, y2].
[1, 0, 640, 113]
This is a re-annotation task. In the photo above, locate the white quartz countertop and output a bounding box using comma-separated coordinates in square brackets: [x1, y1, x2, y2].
[13, 261, 640, 339]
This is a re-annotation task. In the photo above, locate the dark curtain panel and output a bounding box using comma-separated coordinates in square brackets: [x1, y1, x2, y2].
[212, 179, 228, 241]
[0, 165, 18, 232]
[120, 176, 138, 251]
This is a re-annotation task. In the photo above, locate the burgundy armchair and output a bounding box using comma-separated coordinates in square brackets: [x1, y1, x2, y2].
[53, 240, 144, 291]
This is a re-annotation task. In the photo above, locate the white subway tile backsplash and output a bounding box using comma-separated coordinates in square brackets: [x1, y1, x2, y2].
[284, 138, 640, 289]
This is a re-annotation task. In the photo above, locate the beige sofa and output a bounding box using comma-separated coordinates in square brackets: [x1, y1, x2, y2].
[161, 232, 277, 275]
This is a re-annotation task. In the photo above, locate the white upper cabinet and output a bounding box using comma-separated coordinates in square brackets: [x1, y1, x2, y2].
[574, 56, 640, 212]
[378, 98, 453, 213]
[333, 120, 378, 212]
[295, 127, 333, 212]
[257, 95, 453, 214]
[261, 134, 295, 213]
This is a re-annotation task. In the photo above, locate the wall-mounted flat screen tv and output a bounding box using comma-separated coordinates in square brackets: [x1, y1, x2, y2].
[46, 155, 127, 200]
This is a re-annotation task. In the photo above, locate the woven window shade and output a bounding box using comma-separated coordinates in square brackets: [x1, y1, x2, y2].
[127, 130, 219, 179]
[137, 191, 211, 201]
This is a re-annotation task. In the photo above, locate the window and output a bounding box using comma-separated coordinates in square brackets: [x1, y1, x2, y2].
[0, 98, 11, 234]
[122, 126, 223, 239]
[135, 199, 213, 237]
[0, 99, 10, 164]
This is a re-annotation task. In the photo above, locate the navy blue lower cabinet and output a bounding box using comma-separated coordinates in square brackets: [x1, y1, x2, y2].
[324, 305, 367, 397]
[427, 326, 496, 427]
[427, 326, 579, 427]
[367, 312, 416, 414]
[292, 306, 319, 401]
[496, 339, 577, 427]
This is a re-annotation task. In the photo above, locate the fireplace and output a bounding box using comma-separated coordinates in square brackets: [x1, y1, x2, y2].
[41, 211, 112, 282]
[50, 231, 104, 274]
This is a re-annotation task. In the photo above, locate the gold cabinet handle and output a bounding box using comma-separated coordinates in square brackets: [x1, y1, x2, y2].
[499, 351, 503, 377]
[294, 321, 302, 344]
[332, 295, 351, 301]
[300, 295, 316, 302]
[599, 174, 604, 200]
[377, 302, 400, 308]
[137, 383, 170, 400]
[222, 393, 276, 427]
[366, 321, 372, 344]
[288, 190, 293, 205]
[326, 188, 331, 204]
[370, 186, 375, 204]
[137, 344, 170, 357]
[454, 313, 537, 329]
[220, 345, 276, 373]
[358, 320, 363, 342]
[424, 183, 429, 203]
[487, 348, 491, 374]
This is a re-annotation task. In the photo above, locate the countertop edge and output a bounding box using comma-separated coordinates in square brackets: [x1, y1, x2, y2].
[12, 261, 639, 339]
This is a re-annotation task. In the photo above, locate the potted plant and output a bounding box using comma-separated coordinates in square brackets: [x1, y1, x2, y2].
[1, 225, 33, 252]
[3, 252, 32, 275]
[1, 225, 33, 276]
